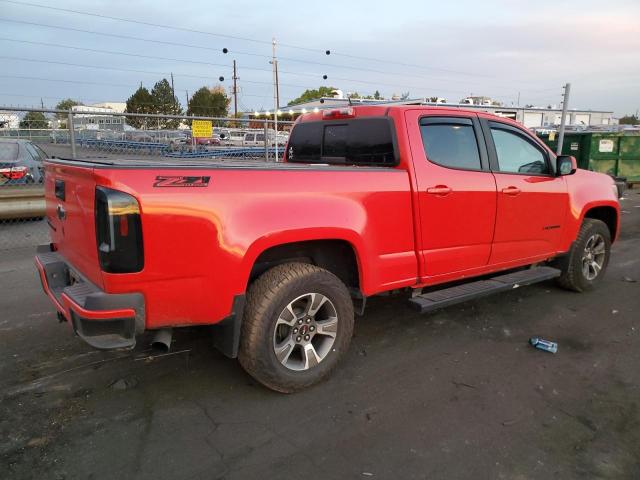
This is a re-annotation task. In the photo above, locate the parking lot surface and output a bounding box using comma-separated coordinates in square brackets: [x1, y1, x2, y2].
[1, 192, 639, 480]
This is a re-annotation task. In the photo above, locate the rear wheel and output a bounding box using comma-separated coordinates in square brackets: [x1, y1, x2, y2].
[555, 219, 611, 292]
[239, 262, 354, 393]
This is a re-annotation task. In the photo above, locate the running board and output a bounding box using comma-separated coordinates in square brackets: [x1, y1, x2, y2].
[409, 266, 561, 314]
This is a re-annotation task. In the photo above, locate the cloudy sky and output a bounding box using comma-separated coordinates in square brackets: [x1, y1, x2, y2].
[1, 0, 638, 115]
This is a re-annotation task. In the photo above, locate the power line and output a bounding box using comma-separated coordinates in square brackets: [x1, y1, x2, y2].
[0, 0, 277, 47]
[0, 52, 482, 99]
[0, 40, 504, 99]
[0, 17, 494, 85]
[0, 91, 278, 109]
[0, 74, 276, 100]
[0, 0, 518, 80]
[0, 56, 313, 90]
[0, 35, 507, 92]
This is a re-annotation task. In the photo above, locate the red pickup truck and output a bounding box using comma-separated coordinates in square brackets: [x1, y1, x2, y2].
[36, 106, 620, 392]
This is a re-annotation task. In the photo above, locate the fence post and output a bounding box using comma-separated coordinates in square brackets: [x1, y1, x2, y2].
[263, 120, 269, 161]
[67, 110, 76, 159]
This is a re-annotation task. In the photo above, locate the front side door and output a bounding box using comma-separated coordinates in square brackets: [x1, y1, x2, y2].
[406, 111, 497, 278]
[480, 117, 568, 264]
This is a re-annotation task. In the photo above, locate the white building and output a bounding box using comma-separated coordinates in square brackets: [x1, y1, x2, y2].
[0, 111, 20, 129]
[71, 105, 125, 131]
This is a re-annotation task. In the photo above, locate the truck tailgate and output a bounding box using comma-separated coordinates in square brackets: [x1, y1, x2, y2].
[45, 161, 104, 288]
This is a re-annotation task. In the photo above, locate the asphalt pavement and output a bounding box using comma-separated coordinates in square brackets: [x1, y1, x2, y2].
[1, 192, 639, 480]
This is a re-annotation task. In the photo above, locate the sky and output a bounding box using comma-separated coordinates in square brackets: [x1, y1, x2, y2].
[0, 0, 638, 116]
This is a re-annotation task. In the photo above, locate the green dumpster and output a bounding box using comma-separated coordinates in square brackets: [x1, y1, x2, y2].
[537, 131, 640, 182]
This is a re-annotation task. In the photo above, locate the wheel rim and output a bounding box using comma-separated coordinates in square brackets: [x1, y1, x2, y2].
[581, 233, 606, 281]
[272, 293, 338, 371]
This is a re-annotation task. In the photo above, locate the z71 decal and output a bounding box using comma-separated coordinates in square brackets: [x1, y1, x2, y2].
[153, 176, 211, 187]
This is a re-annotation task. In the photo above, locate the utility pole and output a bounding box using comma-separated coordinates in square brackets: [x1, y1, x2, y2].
[170, 73, 176, 102]
[275, 60, 280, 110]
[271, 37, 279, 161]
[185, 90, 190, 107]
[556, 83, 571, 155]
[232, 60, 239, 118]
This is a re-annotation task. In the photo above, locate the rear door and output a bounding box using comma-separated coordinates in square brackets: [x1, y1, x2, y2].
[405, 111, 497, 277]
[480, 118, 567, 263]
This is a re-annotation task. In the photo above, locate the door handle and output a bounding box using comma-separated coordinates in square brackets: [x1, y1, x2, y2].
[426, 185, 452, 195]
[501, 186, 521, 196]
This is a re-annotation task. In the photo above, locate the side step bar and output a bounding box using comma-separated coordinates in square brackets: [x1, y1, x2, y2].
[409, 266, 561, 314]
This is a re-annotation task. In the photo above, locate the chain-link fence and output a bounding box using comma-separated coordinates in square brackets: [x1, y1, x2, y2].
[0, 107, 294, 252]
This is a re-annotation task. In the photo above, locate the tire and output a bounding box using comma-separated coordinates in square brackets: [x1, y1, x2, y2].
[238, 262, 354, 393]
[555, 219, 611, 292]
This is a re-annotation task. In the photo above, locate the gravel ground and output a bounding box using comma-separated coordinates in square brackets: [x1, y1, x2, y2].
[1, 192, 639, 480]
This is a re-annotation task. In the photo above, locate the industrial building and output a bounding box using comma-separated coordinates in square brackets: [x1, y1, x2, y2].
[71, 104, 126, 131]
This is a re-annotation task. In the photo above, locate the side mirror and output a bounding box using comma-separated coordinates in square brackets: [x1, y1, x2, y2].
[556, 155, 577, 176]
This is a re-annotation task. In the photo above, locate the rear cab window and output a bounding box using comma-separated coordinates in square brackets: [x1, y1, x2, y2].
[286, 117, 398, 167]
[419, 117, 482, 170]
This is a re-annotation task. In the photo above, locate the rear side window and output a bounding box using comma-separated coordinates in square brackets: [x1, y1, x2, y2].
[287, 118, 397, 166]
[420, 118, 481, 170]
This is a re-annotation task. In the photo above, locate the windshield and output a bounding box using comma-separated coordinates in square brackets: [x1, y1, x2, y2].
[0, 143, 19, 161]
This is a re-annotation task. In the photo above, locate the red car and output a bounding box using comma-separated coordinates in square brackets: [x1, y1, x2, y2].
[188, 135, 221, 146]
[36, 106, 619, 392]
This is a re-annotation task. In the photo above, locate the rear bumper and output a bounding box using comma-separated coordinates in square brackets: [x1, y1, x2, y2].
[35, 245, 145, 350]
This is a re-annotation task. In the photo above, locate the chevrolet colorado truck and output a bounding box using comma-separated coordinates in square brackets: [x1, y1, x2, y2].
[36, 106, 620, 392]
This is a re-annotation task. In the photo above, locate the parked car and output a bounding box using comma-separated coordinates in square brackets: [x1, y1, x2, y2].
[0, 139, 48, 185]
[181, 135, 221, 147]
[35, 106, 620, 392]
[243, 132, 266, 147]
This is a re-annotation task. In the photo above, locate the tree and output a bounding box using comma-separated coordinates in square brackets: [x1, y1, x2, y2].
[55, 99, 83, 128]
[373, 90, 382, 100]
[125, 86, 154, 129]
[288, 86, 337, 106]
[187, 86, 229, 120]
[400, 91, 410, 100]
[20, 111, 48, 129]
[151, 78, 182, 129]
[619, 114, 639, 125]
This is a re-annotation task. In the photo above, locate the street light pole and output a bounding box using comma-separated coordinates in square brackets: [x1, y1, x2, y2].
[556, 83, 571, 155]
[272, 37, 279, 161]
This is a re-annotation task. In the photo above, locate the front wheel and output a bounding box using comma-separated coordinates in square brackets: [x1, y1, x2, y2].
[238, 262, 354, 393]
[555, 219, 611, 292]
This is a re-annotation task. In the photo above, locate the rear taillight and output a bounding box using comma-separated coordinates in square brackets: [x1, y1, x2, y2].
[95, 186, 144, 273]
[0, 166, 27, 180]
